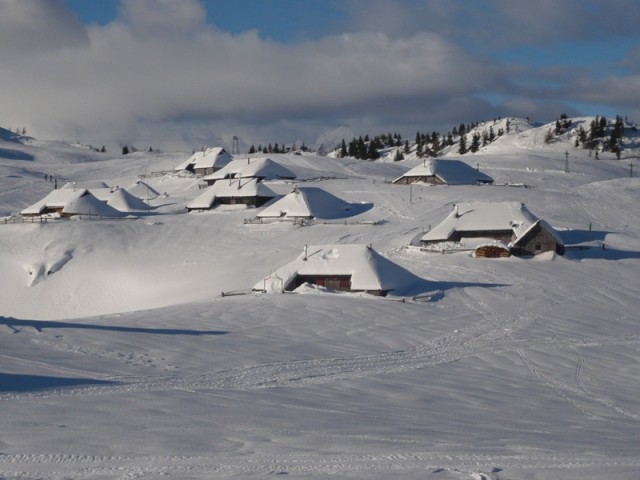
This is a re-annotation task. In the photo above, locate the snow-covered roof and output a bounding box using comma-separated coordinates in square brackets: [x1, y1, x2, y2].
[187, 178, 276, 210]
[257, 187, 359, 219]
[174, 147, 232, 171]
[61, 192, 125, 217]
[394, 159, 493, 185]
[106, 188, 150, 212]
[126, 180, 160, 200]
[21, 188, 89, 215]
[421, 202, 544, 243]
[203, 157, 296, 182]
[253, 244, 425, 294]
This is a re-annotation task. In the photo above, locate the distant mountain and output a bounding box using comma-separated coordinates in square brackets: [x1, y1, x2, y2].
[312, 126, 356, 156]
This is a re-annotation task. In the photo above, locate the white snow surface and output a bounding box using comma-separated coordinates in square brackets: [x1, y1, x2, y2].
[1, 118, 640, 479]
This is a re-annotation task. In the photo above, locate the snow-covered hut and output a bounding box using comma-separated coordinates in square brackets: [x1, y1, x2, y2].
[420, 202, 564, 256]
[257, 186, 370, 220]
[61, 192, 125, 218]
[393, 159, 494, 185]
[202, 157, 296, 185]
[174, 147, 233, 176]
[253, 244, 426, 296]
[187, 178, 277, 212]
[21, 188, 92, 216]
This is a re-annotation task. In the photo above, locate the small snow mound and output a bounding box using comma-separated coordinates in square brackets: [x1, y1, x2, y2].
[533, 251, 557, 261]
[322, 248, 340, 260]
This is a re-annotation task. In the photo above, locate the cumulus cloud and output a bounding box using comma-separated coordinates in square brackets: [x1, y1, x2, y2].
[0, 0, 637, 150]
[0, 0, 501, 149]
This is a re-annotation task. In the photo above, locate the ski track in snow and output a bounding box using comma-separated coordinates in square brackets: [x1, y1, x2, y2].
[3, 288, 639, 429]
[2, 450, 640, 479]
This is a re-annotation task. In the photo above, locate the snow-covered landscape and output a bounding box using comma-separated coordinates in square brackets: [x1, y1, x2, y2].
[1, 117, 639, 479]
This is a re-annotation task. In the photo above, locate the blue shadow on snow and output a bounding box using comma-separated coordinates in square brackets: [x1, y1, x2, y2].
[1, 316, 228, 336]
[0, 372, 117, 393]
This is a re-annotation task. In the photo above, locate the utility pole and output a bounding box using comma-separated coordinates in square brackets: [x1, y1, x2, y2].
[232, 136, 239, 155]
[630, 162, 634, 178]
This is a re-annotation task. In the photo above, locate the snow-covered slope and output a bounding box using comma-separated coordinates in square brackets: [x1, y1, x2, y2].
[1, 122, 639, 479]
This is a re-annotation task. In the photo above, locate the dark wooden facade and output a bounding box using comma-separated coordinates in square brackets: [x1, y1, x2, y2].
[285, 274, 389, 296]
[286, 274, 351, 292]
[393, 175, 444, 185]
[475, 245, 511, 258]
[213, 195, 274, 207]
[512, 223, 565, 256]
[449, 229, 514, 244]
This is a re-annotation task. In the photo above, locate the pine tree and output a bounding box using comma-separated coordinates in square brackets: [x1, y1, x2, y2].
[340, 139, 348, 158]
[470, 133, 480, 152]
[458, 135, 467, 154]
[366, 140, 378, 160]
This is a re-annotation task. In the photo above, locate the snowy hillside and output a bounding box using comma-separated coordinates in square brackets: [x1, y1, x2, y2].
[1, 120, 639, 479]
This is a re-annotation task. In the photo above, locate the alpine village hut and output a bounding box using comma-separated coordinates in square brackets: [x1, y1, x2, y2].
[21, 188, 124, 218]
[202, 157, 296, 186]
[256, 186, 368, 221]
[393, 159, 494, 185]
[187, 178, 277, 212]
[420, 202, 565, 256]
[174, 147, 233, 176]
[253, 244, 427, 296]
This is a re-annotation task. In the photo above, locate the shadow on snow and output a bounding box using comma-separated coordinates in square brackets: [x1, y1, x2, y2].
[0, 372, 117, 393]
[561, 229, 640, 260]
[0, 316, 228, 336]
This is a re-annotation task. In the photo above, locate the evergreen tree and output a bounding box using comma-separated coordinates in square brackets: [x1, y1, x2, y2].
[366, 140, 378, 160]
[470, 133, 480, 152]
[458, 135, 467, 154]
[122, 145, 129, 155]
[249, 145, 256, 154]
[340, 139, 348, 158]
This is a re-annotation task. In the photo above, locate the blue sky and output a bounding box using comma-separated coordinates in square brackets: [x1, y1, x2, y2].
[1, 0, 638, 150]
[65, 0, 344, 42]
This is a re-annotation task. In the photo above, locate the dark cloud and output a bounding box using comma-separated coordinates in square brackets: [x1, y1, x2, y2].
[0, 0, 89, 53]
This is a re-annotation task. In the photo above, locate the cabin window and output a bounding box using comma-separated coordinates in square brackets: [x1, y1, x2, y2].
[535, 243, 541, 250]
